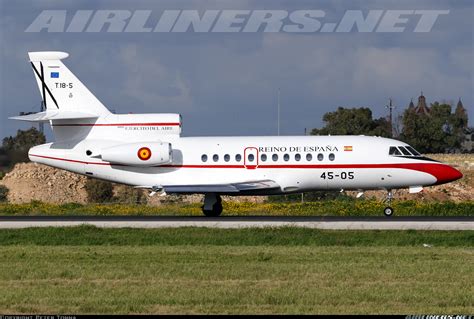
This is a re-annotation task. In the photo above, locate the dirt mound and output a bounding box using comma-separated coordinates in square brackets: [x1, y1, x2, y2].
[0, 162, 88, 204]
[0, 163, 266, 205]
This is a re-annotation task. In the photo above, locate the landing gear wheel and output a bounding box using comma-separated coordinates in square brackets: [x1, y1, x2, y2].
[202, 194, 223, 217]
[382, 189, 394, 217]
[202, 204, 222, 217]
[383, 206, 394, 217]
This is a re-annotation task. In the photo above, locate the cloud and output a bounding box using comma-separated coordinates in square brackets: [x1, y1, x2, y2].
[117, 44, 192, 112]
[0, 0, 473, 139]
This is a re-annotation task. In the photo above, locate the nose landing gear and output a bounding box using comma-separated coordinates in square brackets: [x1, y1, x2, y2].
[202, 193, 223, 217]
[383, 190, 394, 217]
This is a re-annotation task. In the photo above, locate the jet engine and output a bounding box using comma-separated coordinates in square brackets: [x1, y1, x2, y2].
[101, 142, 172, 166]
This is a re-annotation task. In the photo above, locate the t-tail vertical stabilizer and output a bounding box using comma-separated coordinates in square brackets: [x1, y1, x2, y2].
[10, 51, 111, 122]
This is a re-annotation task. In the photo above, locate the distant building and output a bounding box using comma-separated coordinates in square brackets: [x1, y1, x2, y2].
[414, 92, 430, 115]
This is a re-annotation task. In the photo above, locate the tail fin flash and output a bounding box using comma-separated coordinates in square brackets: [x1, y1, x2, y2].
[28, 51, 111, 116]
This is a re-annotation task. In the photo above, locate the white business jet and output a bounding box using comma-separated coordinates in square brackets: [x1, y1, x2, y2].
[10, 52, 463, 217]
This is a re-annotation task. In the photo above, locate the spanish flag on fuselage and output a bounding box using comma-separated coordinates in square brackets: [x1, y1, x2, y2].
[344, 146, 353, 152]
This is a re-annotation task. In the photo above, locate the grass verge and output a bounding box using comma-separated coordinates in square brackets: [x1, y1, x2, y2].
[0, 227, 473, 314]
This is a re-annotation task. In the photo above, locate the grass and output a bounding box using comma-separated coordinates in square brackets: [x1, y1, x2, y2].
[0, 199, 473, 216]
[0, 227, 473, 314]
[1, 226, 473, 246]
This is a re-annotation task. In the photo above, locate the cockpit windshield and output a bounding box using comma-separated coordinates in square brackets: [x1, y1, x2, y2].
[389, 145, 422, 157]
[398, 146, 412, 156]
[389, 147, 402, 156]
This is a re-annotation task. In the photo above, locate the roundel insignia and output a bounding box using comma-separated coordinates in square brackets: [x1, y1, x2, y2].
[137, 147, 152, 161]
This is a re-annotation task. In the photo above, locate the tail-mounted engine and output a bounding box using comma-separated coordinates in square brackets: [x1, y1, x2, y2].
[101, 142, 172, 166]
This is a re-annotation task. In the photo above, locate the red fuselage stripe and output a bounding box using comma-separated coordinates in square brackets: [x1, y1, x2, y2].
[30, 154, 110, 165]
[29, 154, 442, 170]
[51, 123, 181, 127]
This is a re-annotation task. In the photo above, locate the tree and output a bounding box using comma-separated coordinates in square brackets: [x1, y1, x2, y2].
[2, 127, 46, 165]
[452, 100, 469, 149]
[399, 102, 467, 153]
[311, 107, 391, 137]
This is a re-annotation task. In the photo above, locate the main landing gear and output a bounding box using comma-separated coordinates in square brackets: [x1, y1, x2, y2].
[202, 193, 223, 217]
[383, 190, 394, 217]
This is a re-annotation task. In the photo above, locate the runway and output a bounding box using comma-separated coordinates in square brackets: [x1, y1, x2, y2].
[0, 216, 473, 230]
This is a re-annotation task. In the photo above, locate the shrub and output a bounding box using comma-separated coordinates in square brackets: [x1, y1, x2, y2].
[160, 194, 186, 204]
[267, 191, 351, 203]
[0, 185, 9, 202]
[0, 200, 472, 217]
[114, 186, 146, 204]
[84, 178, 114, 203]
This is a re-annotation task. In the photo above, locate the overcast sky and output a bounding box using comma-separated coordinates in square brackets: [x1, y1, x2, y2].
[0, 0, 472, 140]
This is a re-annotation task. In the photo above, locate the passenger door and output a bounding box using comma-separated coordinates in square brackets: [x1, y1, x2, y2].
[244, 147, 258, 169]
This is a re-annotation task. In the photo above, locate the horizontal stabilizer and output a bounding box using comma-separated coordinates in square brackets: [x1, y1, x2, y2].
[29, 51, 69, 62]
[162, 180, 280, 194]
[9, 111, 99, 122]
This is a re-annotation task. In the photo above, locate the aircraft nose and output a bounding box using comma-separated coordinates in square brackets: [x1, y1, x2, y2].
[432, 164, 463, 185]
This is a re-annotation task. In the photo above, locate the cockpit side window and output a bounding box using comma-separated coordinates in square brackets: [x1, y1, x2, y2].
[389, 146, 401, 156]
[405, 146, 421, 156]
[398, 146, 411, 156]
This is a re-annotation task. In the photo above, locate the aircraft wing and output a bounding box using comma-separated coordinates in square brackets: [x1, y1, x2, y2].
[162, 180, 281, 194]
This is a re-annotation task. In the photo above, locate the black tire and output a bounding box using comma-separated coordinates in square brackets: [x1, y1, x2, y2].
[202, 201, 223, 217]
[383, 206, 394, 217]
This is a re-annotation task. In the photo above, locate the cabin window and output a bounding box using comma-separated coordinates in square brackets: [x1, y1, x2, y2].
[317, 153, 323, 161]
[295, 154, 301, 161]
[399, 146, 411, 156]
[405, 146, 421, 156]
[201, 154, 208, 162]
[261, 154, 267, 162]
[389, 147, 402, 156]
[283, 154, 290, 161]
[272, 154, 278, 161]
[306, 153, 312, 161]
[224, 154, 230, 162]
[213, 154, 219, 162]
[235, 154, 242, 162]
[329, 153, 335, 161]
[248, 154, 255, 162]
